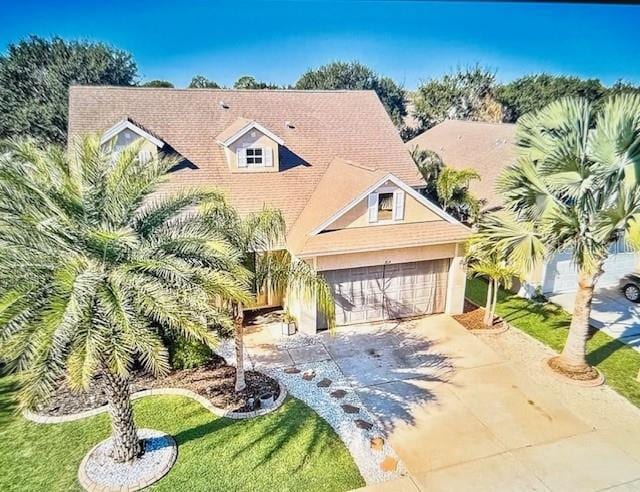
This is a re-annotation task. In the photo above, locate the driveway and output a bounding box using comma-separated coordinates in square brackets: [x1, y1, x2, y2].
[243, 315, 640, 491]
[550, 286, 640, 352]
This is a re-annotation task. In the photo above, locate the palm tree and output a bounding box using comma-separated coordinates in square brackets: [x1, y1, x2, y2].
[200, 204, 335, 391]
[0, 137, 251, 462]
[410, 147, 482, 224]
[467, 244, 521, 327]
[488, 94, 640, 378]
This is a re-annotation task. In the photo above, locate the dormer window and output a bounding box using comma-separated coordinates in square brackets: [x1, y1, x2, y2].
[377, 192, 394, 220]
[368, 188, 405, 223]
[237, 147, 273, 168]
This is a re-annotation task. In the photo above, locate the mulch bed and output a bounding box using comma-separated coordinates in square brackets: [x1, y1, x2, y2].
[36, 354, 280, 417]
[547, 355, 600, 381]
[453, 300, 504, 331]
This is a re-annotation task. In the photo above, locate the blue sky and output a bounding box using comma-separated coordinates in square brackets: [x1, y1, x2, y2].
[1, 1, 639, 89]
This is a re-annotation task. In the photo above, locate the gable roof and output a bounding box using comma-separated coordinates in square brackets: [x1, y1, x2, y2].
[406, 120, 516, 210]
[287, 158, 467, 256]
[101, 118, 165, 148]
[216, 117, 285, 146]
[69, 87, 422, 229]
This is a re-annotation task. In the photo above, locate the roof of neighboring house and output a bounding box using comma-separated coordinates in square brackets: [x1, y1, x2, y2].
[69, 87, 423, 229]
[406, 120, 517, 210]
[296, 221, 471, 257]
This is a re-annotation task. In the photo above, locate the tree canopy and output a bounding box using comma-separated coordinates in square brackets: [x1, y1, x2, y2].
[0, 36, 137, 144]
[233, 75, 278, 90]
[412, 66, 502, 130]
[295, 61, 406, 126]
[140, 80, 174, 88]
[188, 75, 220, 89]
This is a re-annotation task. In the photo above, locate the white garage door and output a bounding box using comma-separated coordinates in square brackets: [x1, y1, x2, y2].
[321, 259, 450, 327]
[543, 240, 638, 294]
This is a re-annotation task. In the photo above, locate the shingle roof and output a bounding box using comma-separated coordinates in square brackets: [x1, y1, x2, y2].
[69, 87, 423, 229]
[286, 158, 388, 255]
[297, 221, 471, 257]
[406, 120, 516, 210]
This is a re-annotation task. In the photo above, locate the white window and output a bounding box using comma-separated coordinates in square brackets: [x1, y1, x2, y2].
[236, 147, 273, 169]
[368, 189, 405, 223]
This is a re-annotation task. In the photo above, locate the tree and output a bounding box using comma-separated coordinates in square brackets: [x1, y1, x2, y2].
[141, 80, 174, 88]
[188, 75, 220, 89]
[496, 74, 607, 123]
[201, 206, 335, 391]
[295, 61, 406, 126]
[412, 66, 502, 129]
[0, 36, 137, 144]
[233, 75, 278, 90]
[486, 95, 640, 378]
[411, 147, 482, 224]
[0, 136, 250, 462]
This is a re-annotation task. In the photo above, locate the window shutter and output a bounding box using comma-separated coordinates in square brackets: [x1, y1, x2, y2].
[393, 190, 405, 220]
[368, 192, 379, 223]
[264, 147, 273, 167]
[138, 150, 152, 164]
[237, 148, 247, 168]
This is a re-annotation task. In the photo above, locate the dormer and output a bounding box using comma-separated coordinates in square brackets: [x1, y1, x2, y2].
[216, 118, 284, 173]
[101, 119, 164, 162]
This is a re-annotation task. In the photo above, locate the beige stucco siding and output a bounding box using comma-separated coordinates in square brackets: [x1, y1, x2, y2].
[327, 181, 441, 230]
[314, 243, 456, 271]
[224, 129, 280, 172]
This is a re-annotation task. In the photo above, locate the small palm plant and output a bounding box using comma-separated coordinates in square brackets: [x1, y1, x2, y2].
[201, 205, 335, 391]
[487, 94, 640, 378]
[0, 137, 251, 462]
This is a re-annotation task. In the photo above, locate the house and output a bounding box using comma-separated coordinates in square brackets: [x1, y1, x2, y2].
[406, 119, 638, 297]
[68, 87, 470, 333]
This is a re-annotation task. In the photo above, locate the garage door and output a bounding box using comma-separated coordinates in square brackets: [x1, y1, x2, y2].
[321, 259, 450, 327]
[543, 240, 638, 294]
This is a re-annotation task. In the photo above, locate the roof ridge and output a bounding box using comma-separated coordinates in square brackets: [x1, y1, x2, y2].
[338, 158, 378, 173]
[69, 85, 376, 94]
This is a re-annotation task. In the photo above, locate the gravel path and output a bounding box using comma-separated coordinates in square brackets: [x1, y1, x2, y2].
[216, 338, 406, 484]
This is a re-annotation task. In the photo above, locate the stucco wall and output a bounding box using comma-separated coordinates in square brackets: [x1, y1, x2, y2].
[112, 130, 158, 157]
[327, 181, 441, 230]
[224, 129, 280, 172]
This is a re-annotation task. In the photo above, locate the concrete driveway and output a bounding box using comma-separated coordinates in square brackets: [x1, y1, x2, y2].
[550, 286, 640, 352]
[243, 314, 640, 491]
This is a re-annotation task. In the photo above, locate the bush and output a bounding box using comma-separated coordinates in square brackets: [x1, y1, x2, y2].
[169, 337, 213, 370]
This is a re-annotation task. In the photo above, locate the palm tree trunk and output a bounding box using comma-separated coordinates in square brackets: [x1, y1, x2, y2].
[491, 279, 499, 325]
[233, 303, 246, 392]
[483, 279, 494, 326]
[558, 266, 601, 371]
[102, 371, 142, 463]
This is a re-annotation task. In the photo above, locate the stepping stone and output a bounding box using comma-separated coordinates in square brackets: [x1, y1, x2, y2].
[302, 370, 316, 381]
[316, 378, 332, 388]
[341, 404, 360, 414]
[370, 436, 384, 451]
[330, 389, 347, 399]
[284, 367, 300, 374]
[355, 419, 373, 430]
[380, 456, 398, 472]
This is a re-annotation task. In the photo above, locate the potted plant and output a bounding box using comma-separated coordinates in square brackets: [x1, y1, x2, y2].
[281, 311, 297, 336]
[259, 392, 274, 409]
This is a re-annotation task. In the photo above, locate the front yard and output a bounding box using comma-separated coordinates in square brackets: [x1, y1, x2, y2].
[466, 278, 640, 407]
[0, 376, 364, 492]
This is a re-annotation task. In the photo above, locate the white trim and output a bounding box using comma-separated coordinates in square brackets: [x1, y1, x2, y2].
[298, 239, 464, 259]
[217, 120, 284, 147]
[310, 173, 463, 235]
[100, 119, 164, 148]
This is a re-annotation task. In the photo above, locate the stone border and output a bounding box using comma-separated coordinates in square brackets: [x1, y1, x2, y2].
[24, 379, 288, 424]
[542, 357, 606, 387]
[78, 429, 177, 492]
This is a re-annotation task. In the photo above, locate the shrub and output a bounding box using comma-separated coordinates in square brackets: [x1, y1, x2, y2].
[169, 337, 213, 370]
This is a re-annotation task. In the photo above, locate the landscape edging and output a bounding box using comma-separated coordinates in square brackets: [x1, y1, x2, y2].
[24, 380, 288, 424]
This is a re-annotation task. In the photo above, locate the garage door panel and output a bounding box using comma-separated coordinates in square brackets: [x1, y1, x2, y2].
[322, 259, 450, 327]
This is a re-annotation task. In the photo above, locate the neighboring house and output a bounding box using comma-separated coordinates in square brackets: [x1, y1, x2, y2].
[407, 119, 638, 297]
[68, 87, 470, 333]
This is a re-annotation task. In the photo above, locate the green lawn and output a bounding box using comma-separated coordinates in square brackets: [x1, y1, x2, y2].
[0, 376, 364, 492]
[466, 278, 640, 407]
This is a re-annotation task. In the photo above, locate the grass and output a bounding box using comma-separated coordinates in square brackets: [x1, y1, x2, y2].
[0, 376, 364, 492]
[466, 278, 640, 407]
